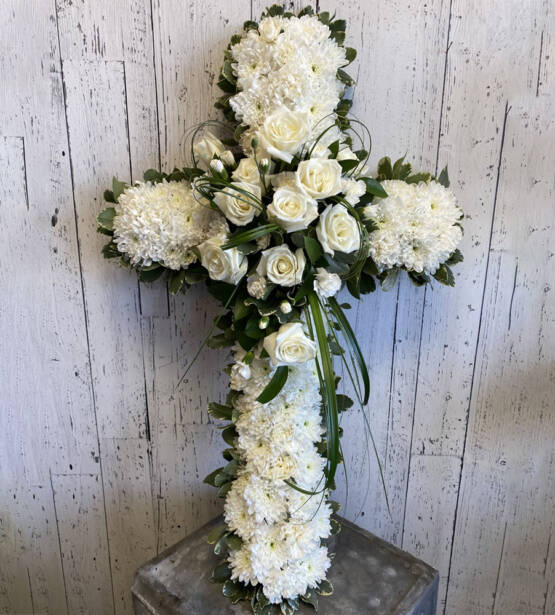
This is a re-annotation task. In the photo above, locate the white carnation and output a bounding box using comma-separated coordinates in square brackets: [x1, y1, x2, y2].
[223, 350, 332, 604]
[113, 180, 227, 270]
[364, 179, 463, 274]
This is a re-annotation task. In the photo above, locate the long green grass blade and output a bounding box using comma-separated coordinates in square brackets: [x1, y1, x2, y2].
[256, 366, 289, 403]
[307, 292, 339, 490]
[327, 297, 370, 405]
[222, 224, 279, 250]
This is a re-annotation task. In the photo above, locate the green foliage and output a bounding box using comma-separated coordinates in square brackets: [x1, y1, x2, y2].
[97, 207, 116, 230]
[304, 236, 323, 264]
[256, 366, 289, 403]
[112, 177, 127, 202]
[438, 165, 450, 187]
[433, 263, 455, 286]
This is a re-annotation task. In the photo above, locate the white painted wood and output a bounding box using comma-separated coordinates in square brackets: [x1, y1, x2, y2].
[1, 1, 553, 614]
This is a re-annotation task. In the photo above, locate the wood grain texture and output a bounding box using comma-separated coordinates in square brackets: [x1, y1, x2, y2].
[1, 1, 553, 614]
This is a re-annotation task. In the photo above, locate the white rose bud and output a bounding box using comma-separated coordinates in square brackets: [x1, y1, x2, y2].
[193, 131, 225, 169]
[220, 150, 236, 167]
[280, 300, 292, 314]
[198, 237, 247, 285]
[256, 245, 305, 287]
[258, 316, 269, 330]
[297, 159, 343, 199]
[314, 267, 342, 298]
[247, 274, 267, 299]
[258, 16, 283, 43]
[259, 158, 271, 172]
[258, 107, 310, 164]
[263, 322, 317, 367]
[213, 181, 261, 226]
[267, 187, 318, 232]
[210, 159, 225, 174]
[232, 157, 263, 189]
[316, 204, 361, 255]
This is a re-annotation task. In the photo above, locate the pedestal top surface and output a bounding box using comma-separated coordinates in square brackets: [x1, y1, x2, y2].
[132, 516, 438, 614]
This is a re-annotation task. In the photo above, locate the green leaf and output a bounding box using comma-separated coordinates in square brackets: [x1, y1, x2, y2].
[143, 168, 163, 183]
[337, 394, 354, 412]
[336, 98, 353, 117]
[208, 402, 233, 421]
[380, 268, 399, 291]
[112, 177, 127, 202]
[337, 68, 354, 86]
[330, 518, 342, 536]
[360, 272, 376, 294]
[392, 155, 411, 180]
[377, 156, 393, 180]
[300, 588, 318, 609]
[221, 60, 236, 85]
[346, 273, 361, 299]
[330, 19, 347, 32]
[206, 333, 234, 349]
[362, 178, 387, 198]
[446, 248, 464, 266]
[438, 166, 450, 187]
[103, 189, 116, 203]
[218, 482, 233, 498]
[304, 236, 322, 264]
[329, 500, 341, 514]
[344, 47, 357, 63]
[328, 140, 339, 158]
[226, 534, 243, 550]
[206, 524, 226, 544]
[212, 561, 231, 583]
[168, 269, 187, 294]
[339, 158, 359, 174]
[256, 366, 289, 403]
[243, 20, 258, 32]
[139, 266, 164, 282]
[433, 263, 455, 286]
[204, 468, 224, 487]
[405, 171, 432, 184]
[222, 425, 238, 446]
[222, 580, 241, 598]
[97, 207, 116, 231]
[327, 297, 370, 406]
[317, 579, 334, 596]
[408, 271, 430, 287]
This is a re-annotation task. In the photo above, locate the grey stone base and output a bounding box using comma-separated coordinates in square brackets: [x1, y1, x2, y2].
[132, 516, 438, 614]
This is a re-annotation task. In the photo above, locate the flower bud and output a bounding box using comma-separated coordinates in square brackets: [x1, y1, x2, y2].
[210, 159, 225, 174]
[259, 158, 270, 172]
[280, 300, 292, 314]
[259, 316, 269, 330]
[220, 150, 236, 167]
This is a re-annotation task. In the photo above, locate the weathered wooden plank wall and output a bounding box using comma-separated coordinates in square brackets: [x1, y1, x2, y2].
[0, 1, 553, 614]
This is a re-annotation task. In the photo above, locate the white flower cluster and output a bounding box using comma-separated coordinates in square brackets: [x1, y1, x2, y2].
[364, 179, 463, 274]
[230, 15, 346, 154]
[224, 349, 331, 603]
[113, 180, 227, 270]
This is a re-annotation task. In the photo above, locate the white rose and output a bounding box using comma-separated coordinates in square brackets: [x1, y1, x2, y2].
[258, 108, 310, 163]
[258, 16, 283, 42]
[232, 157, 263, 189]
[313, 268, 342, 298]
[337, 147, 368, 177]
[256, 245, 305, 287]
[214, 181, 261, 226]
[297, 159, 343, 199]
[193, 131, 225, 169]
[263, 322, 317, 367]
[316, 204, 361, 255]
[342, 178, 366, 205]
[267, 187, 318, 232]
[198, 237, 247, 285]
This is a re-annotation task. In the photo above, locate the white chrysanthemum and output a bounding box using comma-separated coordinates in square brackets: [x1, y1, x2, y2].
[222, 349, 333, 603]
[113, 180, 227, 270]
[229, 15, 347, 154]
[364, 179, 463, 274]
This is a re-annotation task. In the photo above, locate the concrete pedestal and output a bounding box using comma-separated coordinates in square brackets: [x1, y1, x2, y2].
[132, 516, 438, 614]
